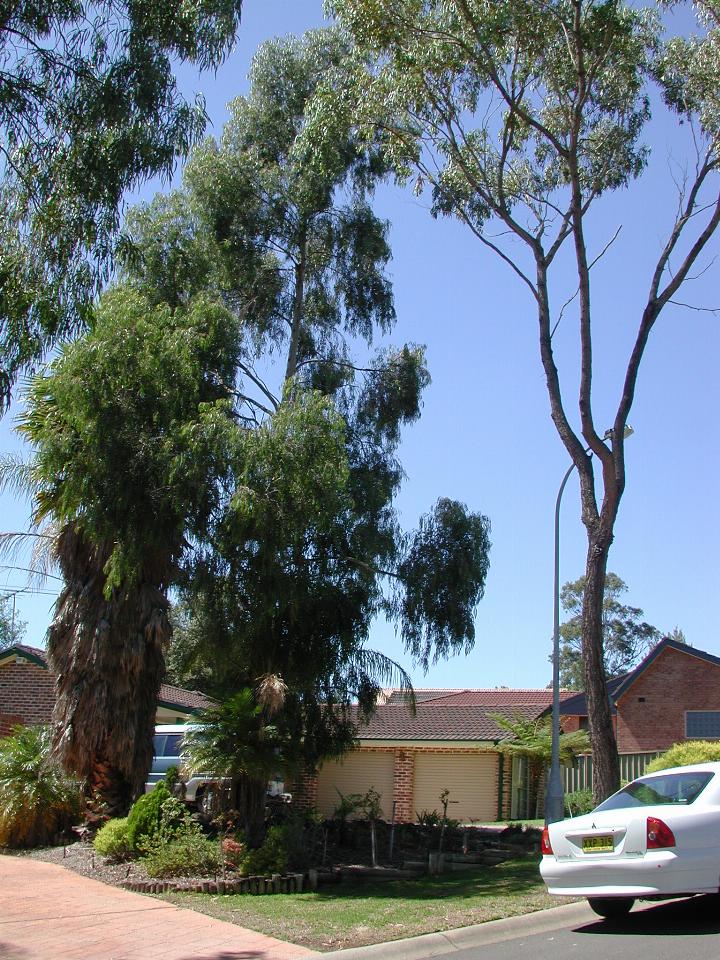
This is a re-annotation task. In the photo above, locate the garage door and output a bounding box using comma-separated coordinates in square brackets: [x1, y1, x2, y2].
[413, 752, 497, 822]
[317, 751, 395, 819]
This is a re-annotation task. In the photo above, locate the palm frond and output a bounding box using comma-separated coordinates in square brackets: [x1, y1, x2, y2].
[346, 647, 415, 712]
[255, 673, 288, 716]
[29, 521, 61, 587]
[0, 453, 34, 500]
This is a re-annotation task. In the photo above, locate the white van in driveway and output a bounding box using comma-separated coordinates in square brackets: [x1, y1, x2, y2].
[146, 724, 228, 815]
[146, 725, 291, 816]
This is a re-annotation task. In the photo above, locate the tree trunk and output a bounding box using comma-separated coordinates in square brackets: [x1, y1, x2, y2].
[236, 775, 267, 849]
[582, 533, 620, 805]
[48, 523, 171, 817]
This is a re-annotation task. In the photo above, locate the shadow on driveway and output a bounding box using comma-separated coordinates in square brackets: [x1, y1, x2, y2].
[575, 895, 720, 937]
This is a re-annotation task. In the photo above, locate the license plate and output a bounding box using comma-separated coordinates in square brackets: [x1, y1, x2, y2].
[582, 834, 614, 853]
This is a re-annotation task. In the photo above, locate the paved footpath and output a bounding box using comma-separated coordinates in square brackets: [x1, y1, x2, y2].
[0, 855, 317, 960]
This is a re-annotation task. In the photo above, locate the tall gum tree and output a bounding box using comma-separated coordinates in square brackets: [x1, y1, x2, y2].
[325, 0, 720, 801]
[123, 29, 492, 836]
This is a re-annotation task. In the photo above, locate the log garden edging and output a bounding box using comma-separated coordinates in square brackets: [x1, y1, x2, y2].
[123, 872, 305, 895]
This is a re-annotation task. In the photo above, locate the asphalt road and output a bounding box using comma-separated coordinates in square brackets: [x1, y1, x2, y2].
[449, 896, 720, 960]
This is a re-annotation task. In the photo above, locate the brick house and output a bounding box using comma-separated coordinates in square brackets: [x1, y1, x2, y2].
[0, 644, 212, 737]
[296, 689, 570, 823]
[559, 637, 720, 788]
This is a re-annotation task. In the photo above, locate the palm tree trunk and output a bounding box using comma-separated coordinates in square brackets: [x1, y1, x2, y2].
[235, 774, 267, 848]
[48, 523, 171, 816]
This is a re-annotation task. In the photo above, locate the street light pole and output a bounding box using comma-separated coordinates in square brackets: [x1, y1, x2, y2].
[545, 461, 575, 825]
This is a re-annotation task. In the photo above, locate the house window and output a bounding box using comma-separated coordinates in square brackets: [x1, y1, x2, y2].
[686, 711, 720, 739]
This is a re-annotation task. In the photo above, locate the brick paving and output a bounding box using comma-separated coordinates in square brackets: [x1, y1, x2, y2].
[0, 855, 317, 960]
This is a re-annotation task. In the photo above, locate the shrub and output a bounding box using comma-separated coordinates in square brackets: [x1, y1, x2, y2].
[241, 825, 289, 876]
[126, 782, 171, 852]
[141, 794, 220, 878]
[0, 725, 81, 848]
[144, 833, 221, 878]
[222, 835, 247, 869]
[563, 789, 594, 817]
[645, 741, 720, 773]
[93, 817, 132, 860]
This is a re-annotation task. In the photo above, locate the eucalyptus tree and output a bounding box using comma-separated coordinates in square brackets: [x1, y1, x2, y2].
[14, 289, 242, 814]
[125, 30, 491, 834]
[327, 0, 720, 801]
[0, 0, 243, 409]
[559, 573, 661, 689]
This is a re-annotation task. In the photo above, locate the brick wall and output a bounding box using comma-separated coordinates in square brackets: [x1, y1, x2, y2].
[393, 749, 415, 822]
[0, 659, 55, 727]
[616, 646, 720, 752]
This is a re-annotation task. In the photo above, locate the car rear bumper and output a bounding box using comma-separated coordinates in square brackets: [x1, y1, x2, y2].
[540, 850, 720, 897]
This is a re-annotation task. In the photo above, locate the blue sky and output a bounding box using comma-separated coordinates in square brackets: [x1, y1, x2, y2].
[2, 0, 719, 690]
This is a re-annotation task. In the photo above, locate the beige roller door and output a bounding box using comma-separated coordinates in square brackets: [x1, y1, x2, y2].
[413, 752, 497, 822]
[317, 751, 395, 819]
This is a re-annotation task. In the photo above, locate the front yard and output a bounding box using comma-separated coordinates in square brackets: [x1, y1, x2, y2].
[160, 858, 575, 952]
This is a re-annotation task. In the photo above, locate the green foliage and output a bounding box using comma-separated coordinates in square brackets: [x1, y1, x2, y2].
[164, 767, 180, 791]
[140, 794, 221, 878]
[0, 0, 243, 406]
[333, 790, 365, 822]
[645, 741, 720, 773]
[0, 725, 81, 848]
[182, 690, 285, 783]
[416, 809, 441, 828]
[564, 790, 595, 818]
[18, 288, 241, 594]
[93, 817, 132, 860]
[398, 498, 492, 671]
[558, 574, 661, 689]
[241, 825, 289, 876]
[492, 713, 590, 767]
[126, 783, 171, 852]
[0, 597, 26, 651]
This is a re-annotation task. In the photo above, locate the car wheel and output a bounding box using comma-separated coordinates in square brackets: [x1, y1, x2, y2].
[587, 897, 635, 919]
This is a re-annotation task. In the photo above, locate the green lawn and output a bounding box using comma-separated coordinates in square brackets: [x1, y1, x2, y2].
[161, 858, 576, 952]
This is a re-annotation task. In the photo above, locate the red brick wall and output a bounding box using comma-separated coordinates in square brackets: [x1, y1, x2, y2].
[0, 659, 55, 727]
[393, 749, 415, 822]
[616, 646, 720, 752]
[0, 714, 24, 737]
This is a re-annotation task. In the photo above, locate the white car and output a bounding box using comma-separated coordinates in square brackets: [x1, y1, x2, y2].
[540, 762, 720, 918]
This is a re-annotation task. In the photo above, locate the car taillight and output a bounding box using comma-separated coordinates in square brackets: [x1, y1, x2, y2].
[647, 816, 675, 849]
[541, 827, 553, 855]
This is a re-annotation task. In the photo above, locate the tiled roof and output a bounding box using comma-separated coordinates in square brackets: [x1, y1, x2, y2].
[385, 688, 576, 707]
[354, 702, 546, 742]
[1, 644, 214, 713]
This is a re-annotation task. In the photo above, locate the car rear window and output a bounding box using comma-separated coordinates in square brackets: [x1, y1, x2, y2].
[594, 771, 714, 811]
[152, 734, 183, 758]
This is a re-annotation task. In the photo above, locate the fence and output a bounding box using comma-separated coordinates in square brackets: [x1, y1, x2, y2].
[564, 752, 662, 793]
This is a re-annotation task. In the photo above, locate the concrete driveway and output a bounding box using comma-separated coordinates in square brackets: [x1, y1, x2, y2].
[0, 855, 317, 960]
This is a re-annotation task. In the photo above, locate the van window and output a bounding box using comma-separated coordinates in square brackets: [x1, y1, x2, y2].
[152, 734, 183, 758]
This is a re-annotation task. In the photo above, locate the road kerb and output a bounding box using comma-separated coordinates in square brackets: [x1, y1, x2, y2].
[321, 901, 597, 959]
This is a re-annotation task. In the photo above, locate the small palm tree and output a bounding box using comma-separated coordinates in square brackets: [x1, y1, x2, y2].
[491, 711, 590, 818]
[0, 725, 81, 847]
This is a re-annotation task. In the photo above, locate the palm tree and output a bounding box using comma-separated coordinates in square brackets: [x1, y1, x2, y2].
[1, 288, 241, 815]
